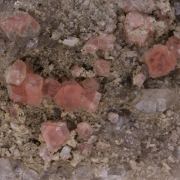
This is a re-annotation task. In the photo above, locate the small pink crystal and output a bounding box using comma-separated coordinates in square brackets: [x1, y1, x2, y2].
[43, 78, 61, 98]
[124, 12, 154, 46]
[41, 121, 70, 153]
[5, 60, 27, 86]
[24, 73, 43, 106]
[93, 59, 111, 77]
[76, 122, 93, 140]
[82, 34, 115, 54]
[0, 11, 40, 39]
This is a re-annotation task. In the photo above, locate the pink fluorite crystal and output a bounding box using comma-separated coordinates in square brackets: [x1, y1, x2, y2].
[76, 122, 93, 140]
[25, 73, 43, 106]
[54, 81, 101, 112]
[82, 34, 115, 54]
[41, 121, 70, 153]
[144, 44, 177, 78]
[0, 11, 40, 39]
[43, 78, 61, 98]
[6, 60, 43, 106]
[54, 81, 85, 111]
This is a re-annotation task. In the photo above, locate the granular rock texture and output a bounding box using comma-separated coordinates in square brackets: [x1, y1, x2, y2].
[0, 0, 180, 180]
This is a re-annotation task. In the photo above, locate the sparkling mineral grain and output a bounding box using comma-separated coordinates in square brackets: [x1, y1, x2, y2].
[94, 59, 111, 77]
[5, 60, 27, 86]
[76, 122, 93, 140]
[124, 12, 155, 46]
[144, 44, 177, 78]
[0, 11, 40, 39]
[41, 121, 70, 153]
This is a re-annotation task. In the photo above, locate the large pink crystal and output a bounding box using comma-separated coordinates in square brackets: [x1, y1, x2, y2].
[54, 81, 85, 111]
[6, 60, 44, 106]
[144, 44, 177, 78]
[0, 11, 40, 39]
[41, 121, 70, 153]
[54, 81, 101, 112]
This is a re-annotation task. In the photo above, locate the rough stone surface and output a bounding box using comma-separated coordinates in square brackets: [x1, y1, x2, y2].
[134, 89, 177, 113]
[0, 158, 16, 180]
[0, 1, 179, 180]
[174, 1, 180, 20]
